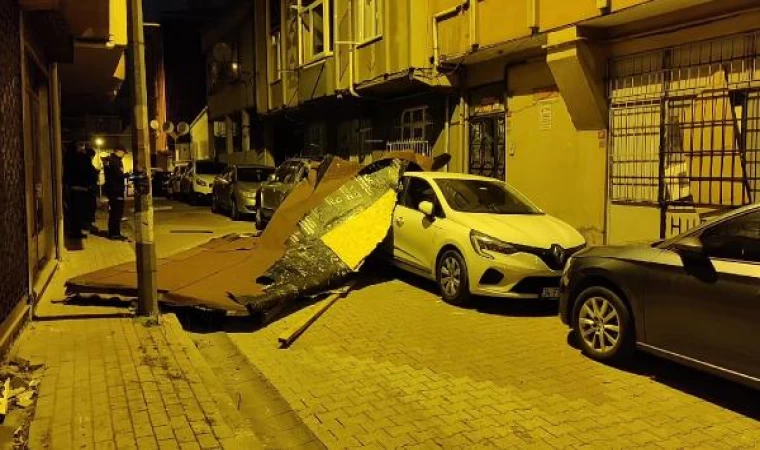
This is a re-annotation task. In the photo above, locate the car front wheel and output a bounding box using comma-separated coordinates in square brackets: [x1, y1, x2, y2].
[573, 286, 634, 363]
[437, 250, 470, 306]
[255, 206, 265, 230]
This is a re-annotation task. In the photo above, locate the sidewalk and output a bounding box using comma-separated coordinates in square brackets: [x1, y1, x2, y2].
[15, 315, 260, 449]
[10, 201, 262, 449]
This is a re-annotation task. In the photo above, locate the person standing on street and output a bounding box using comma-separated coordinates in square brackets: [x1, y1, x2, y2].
[63, 142, 90, 239]
[104, 148, 128, 241]
[84, 146, 100, 233]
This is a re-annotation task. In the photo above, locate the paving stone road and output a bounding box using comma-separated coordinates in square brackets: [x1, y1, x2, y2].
[227, 270, 760, 449]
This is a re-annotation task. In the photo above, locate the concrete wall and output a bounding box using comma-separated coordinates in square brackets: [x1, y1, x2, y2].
[500, 61, 606, 245]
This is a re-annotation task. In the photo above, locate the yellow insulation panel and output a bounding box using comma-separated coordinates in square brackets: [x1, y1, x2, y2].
[321, 190, 398, 270]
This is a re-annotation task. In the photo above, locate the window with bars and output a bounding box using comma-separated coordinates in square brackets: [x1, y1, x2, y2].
[609, 33, 760, 208]
[400, 106, 430, 140]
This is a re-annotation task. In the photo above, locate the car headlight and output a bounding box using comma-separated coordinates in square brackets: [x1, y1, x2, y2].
[240, 190, 256, 199]
[196, 178, 207, 187]
[470, 230, 518, 259]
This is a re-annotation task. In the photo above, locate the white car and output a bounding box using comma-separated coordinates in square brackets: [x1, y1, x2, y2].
[388, 172, 586, 305]
[180, 160, 227, 204]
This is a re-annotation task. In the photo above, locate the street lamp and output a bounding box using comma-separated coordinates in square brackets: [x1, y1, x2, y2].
[94, 137, 105, 148]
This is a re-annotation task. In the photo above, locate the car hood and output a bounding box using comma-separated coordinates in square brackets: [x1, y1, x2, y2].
[452, 212, 586, 249]
[574, 242, 662, 260]
[196, 174, 217, 183]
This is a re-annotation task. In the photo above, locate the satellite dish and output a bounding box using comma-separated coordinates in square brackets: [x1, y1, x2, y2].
[162, 121, 175, 134]
[212, 42, 233, 63]
[176, 122, 190, 137]
[149, 120, 160, 131]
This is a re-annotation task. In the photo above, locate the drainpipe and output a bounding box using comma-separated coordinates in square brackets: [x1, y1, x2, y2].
[348, 0, 360, 97]
[51, 63, 65, 262]
[432, 0, 469, 67]
[335, 0, 360, 97]
[469, 0, 479, 50]
[460, 70, 468, 173]
[333, 0, 340, 93]
[528, 0, 539, 32]
[444, 95, 450, 171]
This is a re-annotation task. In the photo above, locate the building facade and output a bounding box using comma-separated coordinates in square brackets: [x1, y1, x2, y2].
[203, 0, 760, 245]
[0, 0, 127, 352]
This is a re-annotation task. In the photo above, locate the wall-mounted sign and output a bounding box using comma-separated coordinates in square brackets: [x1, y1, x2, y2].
[539, 103, 552, 130]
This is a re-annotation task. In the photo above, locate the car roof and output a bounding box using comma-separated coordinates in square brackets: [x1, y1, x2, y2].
[405, 171, 502, 182]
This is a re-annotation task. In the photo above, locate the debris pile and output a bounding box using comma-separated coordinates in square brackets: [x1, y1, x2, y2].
[0, 358, 44, 449]
[63, 152, 451, 324]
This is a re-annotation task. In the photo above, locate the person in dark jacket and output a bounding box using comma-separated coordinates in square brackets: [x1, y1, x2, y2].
[103, 149, 128, 240]
[84, 147, 99, 232]
[63, 142, 92, 239]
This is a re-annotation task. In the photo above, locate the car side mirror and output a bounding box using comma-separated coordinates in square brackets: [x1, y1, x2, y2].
[672, 236, 705, 258]
[267, 174, 276, 182]
[418, 200, 435, 217]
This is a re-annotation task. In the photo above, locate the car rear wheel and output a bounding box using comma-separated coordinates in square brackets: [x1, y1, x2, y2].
[437, 250, 470, 306]
[573, 286, 634, 363]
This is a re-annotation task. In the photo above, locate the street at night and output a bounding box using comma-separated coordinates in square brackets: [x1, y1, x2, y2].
[0, 0, 759, 448]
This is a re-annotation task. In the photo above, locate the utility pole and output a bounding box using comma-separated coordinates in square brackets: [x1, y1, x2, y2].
[127, 0, 159, 317]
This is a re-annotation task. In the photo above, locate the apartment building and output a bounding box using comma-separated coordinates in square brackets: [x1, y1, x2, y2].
[203, 0, 760, 245]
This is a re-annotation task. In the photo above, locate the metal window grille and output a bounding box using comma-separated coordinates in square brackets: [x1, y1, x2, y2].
[609, 32, 760, 210]
[0, 0, 30, 321]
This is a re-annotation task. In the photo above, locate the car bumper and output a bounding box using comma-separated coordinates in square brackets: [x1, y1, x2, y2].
[467, 251, 564, 300]
[236, 196, 258, 214]
[558, 258, 578, 325]
[193, 186, 213, 196]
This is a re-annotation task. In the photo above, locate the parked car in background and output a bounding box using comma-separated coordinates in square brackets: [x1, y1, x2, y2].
[560, 204, 760, 389]
[180, 160, 227, 204]
[386, 172, 586, 305]
[255, 157, 317, 229]
[212, 164, 275, 220]
[151, 168, 170, 197]
[167, 163, 189, 199]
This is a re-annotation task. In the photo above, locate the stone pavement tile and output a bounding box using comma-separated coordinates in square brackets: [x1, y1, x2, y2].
[95, 441, 118, 450]
[136, 435, 159, 450]
[196, 433, 220, 449]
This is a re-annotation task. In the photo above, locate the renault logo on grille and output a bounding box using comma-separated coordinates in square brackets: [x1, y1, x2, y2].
[551, 244, 565, 266]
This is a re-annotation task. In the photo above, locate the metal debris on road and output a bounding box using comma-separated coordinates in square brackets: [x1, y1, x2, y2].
[277, 282, 356, 348]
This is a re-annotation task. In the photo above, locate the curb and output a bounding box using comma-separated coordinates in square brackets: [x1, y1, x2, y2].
[222, 333, 325, 448]
[162, 314, 264, 449]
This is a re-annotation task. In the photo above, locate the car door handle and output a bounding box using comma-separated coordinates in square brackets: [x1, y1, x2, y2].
[395, 217, 404, 227]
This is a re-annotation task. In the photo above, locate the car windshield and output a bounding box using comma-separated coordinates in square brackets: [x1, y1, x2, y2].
[435, 178, 543, 215]
[238, 167, 275, 182]
[196, 161, 226, 175]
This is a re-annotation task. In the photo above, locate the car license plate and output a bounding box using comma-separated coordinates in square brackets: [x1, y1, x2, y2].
[541, 287, 560, 299]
